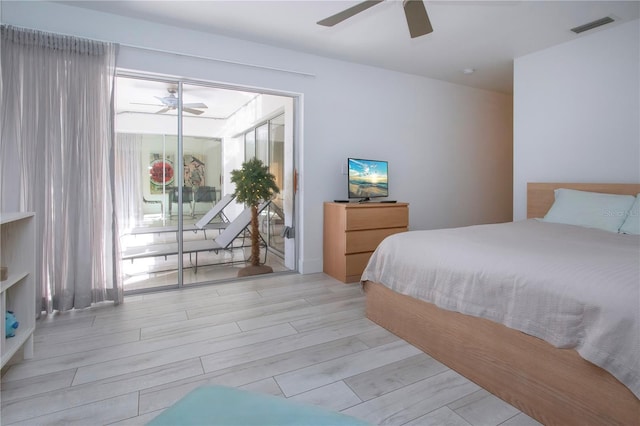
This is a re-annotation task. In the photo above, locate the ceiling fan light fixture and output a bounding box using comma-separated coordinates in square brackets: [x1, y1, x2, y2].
[151, 88, 208, 115]
[462, 68, 475, 75]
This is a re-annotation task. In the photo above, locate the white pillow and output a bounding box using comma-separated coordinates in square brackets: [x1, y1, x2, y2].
[619, 194, 640, 235]
[542, 188, 635, 233]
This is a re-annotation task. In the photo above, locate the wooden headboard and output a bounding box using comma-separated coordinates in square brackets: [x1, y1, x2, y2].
[527, 182, 640, 219]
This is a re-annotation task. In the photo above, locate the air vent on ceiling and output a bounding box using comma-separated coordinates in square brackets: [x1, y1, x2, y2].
[570, 17, 615, 34]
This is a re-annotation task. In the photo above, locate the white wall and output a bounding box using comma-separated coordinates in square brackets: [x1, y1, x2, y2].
[513, 19, 640, 220]
[2, 1, 513, 274]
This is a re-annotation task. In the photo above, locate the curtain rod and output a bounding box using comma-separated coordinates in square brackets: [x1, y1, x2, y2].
[123, 43, 316, 78]
[2, 23, 316, 78]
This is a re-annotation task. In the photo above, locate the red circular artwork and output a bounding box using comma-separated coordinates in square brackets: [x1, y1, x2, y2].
[149, 159, 174, 186]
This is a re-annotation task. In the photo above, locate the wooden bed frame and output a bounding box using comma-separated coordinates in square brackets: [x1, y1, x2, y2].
[364, 182, 640, 426]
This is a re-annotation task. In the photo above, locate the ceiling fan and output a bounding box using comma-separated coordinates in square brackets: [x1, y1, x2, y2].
[317, 0, 433, 38]
[155, 88, 208, 115]
[133, 88, 208, 115]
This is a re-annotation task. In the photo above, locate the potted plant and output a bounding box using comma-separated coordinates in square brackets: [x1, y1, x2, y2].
[230, 158, 280, 277]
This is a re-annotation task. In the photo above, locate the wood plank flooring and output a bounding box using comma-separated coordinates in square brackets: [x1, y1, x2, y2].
[0, 273, 541, 425]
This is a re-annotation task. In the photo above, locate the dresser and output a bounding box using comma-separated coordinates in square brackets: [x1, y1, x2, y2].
[323, 202, 409, 283]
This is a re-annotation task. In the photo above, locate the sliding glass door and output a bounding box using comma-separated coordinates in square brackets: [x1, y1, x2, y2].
[115, 77, 180, 291]
[115, 75, 296, 293]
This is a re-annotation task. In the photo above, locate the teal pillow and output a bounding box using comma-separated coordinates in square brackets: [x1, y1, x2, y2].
[619, 194, 640, 235]
[543, 188, 635, 233]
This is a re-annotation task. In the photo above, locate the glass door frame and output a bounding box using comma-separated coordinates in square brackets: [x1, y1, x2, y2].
[117, 71, 300, 294]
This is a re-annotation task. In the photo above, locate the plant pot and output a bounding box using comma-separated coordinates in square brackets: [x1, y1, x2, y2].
[237, 264, 273, 277]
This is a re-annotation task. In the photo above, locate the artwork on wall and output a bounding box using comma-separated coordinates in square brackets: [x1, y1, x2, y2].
[149, 153, 175, 194]
[184, 153, 206, 188]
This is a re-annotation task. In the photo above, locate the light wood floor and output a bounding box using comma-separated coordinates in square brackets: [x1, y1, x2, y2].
[0, 273, 541, 426]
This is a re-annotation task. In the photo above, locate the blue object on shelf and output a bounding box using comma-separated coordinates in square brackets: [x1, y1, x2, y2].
[5, 311, 19, 338]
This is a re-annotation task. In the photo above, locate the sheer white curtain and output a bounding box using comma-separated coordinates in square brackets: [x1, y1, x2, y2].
[115, 133, 144, 230]
[0, 25, 122, 312]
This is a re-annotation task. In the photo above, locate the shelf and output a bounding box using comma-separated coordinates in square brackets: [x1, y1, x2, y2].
[0, 325, 35, 367]
[1, 271, 29, 293]
[1, 212, 36, 368]
[1, 212, 34, 225]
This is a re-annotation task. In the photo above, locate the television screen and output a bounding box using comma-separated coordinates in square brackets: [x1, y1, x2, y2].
[348, 158, 388, 200]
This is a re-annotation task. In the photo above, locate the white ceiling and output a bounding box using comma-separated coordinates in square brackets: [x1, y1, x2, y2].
[60, 1, 639, 94]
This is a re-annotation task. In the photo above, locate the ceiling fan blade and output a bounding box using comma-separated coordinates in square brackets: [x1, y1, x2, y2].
[184, 107, 205, 115]
[155, 107, 171, 114]
[317, 0, 384, 27]
[131, 102, 164, 106]
[183, 102, 208, 109]
[403, 0, 433, 38]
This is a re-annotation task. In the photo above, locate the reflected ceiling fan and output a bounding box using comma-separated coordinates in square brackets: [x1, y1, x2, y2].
[133, 88, 208, 115]
[317, 0, 433, 39]
[155, 88, 208, 115]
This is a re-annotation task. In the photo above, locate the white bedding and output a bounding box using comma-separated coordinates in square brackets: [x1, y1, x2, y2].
[361, 219, 640, 398]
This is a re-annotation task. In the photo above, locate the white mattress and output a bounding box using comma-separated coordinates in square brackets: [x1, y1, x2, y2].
[361, 219, 640, 398]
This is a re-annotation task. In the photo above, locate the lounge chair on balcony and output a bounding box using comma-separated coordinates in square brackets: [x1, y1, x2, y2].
[122, 201, 270, 272]
[195, 193, 234, 230]
[128, 193, 235, 237]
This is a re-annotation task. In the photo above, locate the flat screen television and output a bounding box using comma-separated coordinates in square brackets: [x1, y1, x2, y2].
[348, 158, 388, 202]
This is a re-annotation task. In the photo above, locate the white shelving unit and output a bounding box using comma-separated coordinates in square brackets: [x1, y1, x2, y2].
[1, 212, 36, 368]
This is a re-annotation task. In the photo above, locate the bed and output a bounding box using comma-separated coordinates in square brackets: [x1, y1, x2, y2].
[361, 183, 640, 425]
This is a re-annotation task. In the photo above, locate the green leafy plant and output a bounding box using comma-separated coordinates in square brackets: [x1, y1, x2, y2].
[230, 158, 280, 268]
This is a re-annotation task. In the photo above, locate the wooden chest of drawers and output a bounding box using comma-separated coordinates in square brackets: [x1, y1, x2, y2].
[323, 202, 409, 283]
